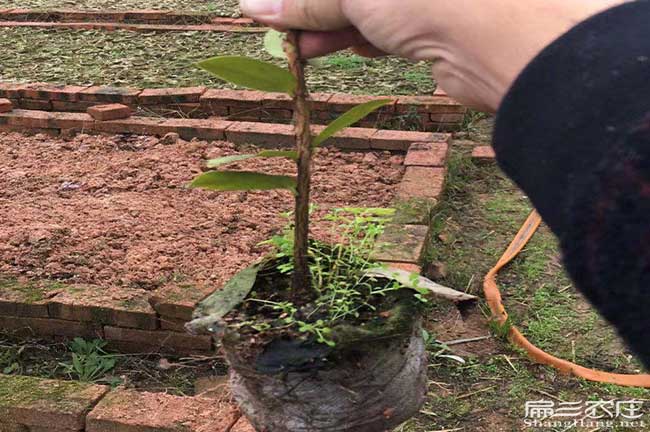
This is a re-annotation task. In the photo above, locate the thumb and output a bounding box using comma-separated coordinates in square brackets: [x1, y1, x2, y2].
[240, 0, 350, 30]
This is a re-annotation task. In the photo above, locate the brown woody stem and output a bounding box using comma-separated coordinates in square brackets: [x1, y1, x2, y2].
[285, 30, 312, 292]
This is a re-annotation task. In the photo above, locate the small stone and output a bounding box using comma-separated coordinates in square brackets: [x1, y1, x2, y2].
[362, 153, 378, 164]
[160, 132, 180, 145]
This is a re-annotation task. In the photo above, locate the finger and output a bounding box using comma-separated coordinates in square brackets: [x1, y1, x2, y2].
[350, 43, 387, 58]
[240, 0, 350, 30]
[299, 28, 367, 58]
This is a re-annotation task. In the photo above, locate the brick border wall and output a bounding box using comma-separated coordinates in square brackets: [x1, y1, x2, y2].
[0, 83, 467, 131]
[0, 111, 450, 355]
[0, 374, 254, 431]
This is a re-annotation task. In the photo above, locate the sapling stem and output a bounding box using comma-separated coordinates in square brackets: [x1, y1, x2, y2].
[285, 30, 313, 293]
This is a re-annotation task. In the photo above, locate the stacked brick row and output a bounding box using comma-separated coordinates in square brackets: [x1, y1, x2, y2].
[0, 83, 467, 131]
[0, 374, 254, 431]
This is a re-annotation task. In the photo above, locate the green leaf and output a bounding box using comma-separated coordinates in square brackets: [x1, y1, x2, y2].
[190, 171, 297, 193]
[264, 30, 286, 59]
[206, 150, 298, 168]
[198, 56, 297, 95]
[186, 263, 262, 334]
[313, 99, 393, 147]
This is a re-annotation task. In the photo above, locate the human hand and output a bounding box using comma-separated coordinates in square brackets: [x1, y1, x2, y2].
[240, 0, 625, 112]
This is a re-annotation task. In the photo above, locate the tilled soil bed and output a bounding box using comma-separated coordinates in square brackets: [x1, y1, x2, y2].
[0, 131, 403, 308]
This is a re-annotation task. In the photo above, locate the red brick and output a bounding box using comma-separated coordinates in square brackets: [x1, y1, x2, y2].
[104, 326, 213, 353]
[0, 82, 25, 98]
[79, 86, 141, 104]
[308, 92, 333, 110]
[310, 124, 373, 150]
[381, 262, 422, 275]
[87, 390, 239, 432]
[371, 129, 436, 151]
[200, 89, 263, 109]
[138, 86, 206, 105]
[3, 109, 54, 128]
[0, 98, 12, 113]
[52, 100, 97, 112]
[87, 103, 131, 121]
[395, 95, 466, 114]
[48, 111, 95, 130]
[328, 93, 396, 113]
[162, 118, 231, 141]
[0, 315, 103, 339]
[404, 141, 449, 167]
[232, 17, 256, 25]
[397, 166, 446, 202]
[0, 375, 108, 430]
[225, 121, 295, 147]
[372, 224, 429, 264]
[160, 317, 188, 332]
[145, 102, 203, 118]
[259, 108, 293, 122]
[261, 92, 293, 110]
[472, 145, 496, 162]
[19, 83, 89, 101]
[14, 99, 52, 111]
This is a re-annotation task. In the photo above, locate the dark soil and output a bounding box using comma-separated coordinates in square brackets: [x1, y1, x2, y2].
[0, 131, 403, 302]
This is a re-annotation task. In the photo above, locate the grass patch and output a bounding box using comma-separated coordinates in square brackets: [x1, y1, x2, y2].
[409, 142, 650, 431]
[0, 28, 435, 95]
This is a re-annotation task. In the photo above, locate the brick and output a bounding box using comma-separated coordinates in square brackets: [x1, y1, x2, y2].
[225, 121, 295, 148]
[395, 96, 466, 114]
[0, 83, 25, 99]
[2, 109, 54, 128]
[472, 145, 496, 162]
[371, 130, 436, 151]
[14, 99, 52, 111]
[104, 327, 213, 353]
[47, 112, 95, 130]
[162, 118, 231, 141]
[261, 92, 293, 110]
[47, 284, 157, 330]
[232, 418, 256, 432]
[138, 86, 206, 105]
[52, 100, 97, 112]
[429, 112, 466, 123]
[328, 93, 396, 113]
[144, 102, 203, 118]
[87, 390, 239, 432]
[259, 108, 293, 122]
[404, 141, 449, 167]
[310, 124, 373, 150]
[87, 103, 131, 121]
[397, 166, 446, 202]
[0, 98, 12, 113]
[160, 317, 189, 332]
[94, 117, 175, 136]
[0, 375, 108, 430]
[0, 315, 103, 339]
[19, 83, 89, 101]
[381, 262, 422, 274]
[308, 92, 333, 110]
[79, 86, 141, 104]
[372, 224, 429, 263]
[201, 89, 263, 109]
[391, 198, 436, 225]
[0, 276, 51, 317]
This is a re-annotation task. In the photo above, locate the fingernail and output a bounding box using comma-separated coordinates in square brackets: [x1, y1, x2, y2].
[240, 0, 283, 17]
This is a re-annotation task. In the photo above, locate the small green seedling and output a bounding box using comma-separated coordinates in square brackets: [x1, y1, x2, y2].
[191, 30, 392, 293]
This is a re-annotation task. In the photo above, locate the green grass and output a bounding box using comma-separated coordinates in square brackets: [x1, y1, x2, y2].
[404, 140, 650, 431]
[0, 28, 435, 95]
[0, 0, 241, 14]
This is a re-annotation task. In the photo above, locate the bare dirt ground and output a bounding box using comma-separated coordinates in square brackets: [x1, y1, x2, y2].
[0, 132, 403, 301]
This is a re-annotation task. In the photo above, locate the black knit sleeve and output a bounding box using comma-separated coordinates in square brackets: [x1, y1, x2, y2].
[493, 0, 650, 367]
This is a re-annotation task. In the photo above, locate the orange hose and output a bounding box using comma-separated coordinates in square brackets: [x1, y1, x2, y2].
[483, 210, 650, 387]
